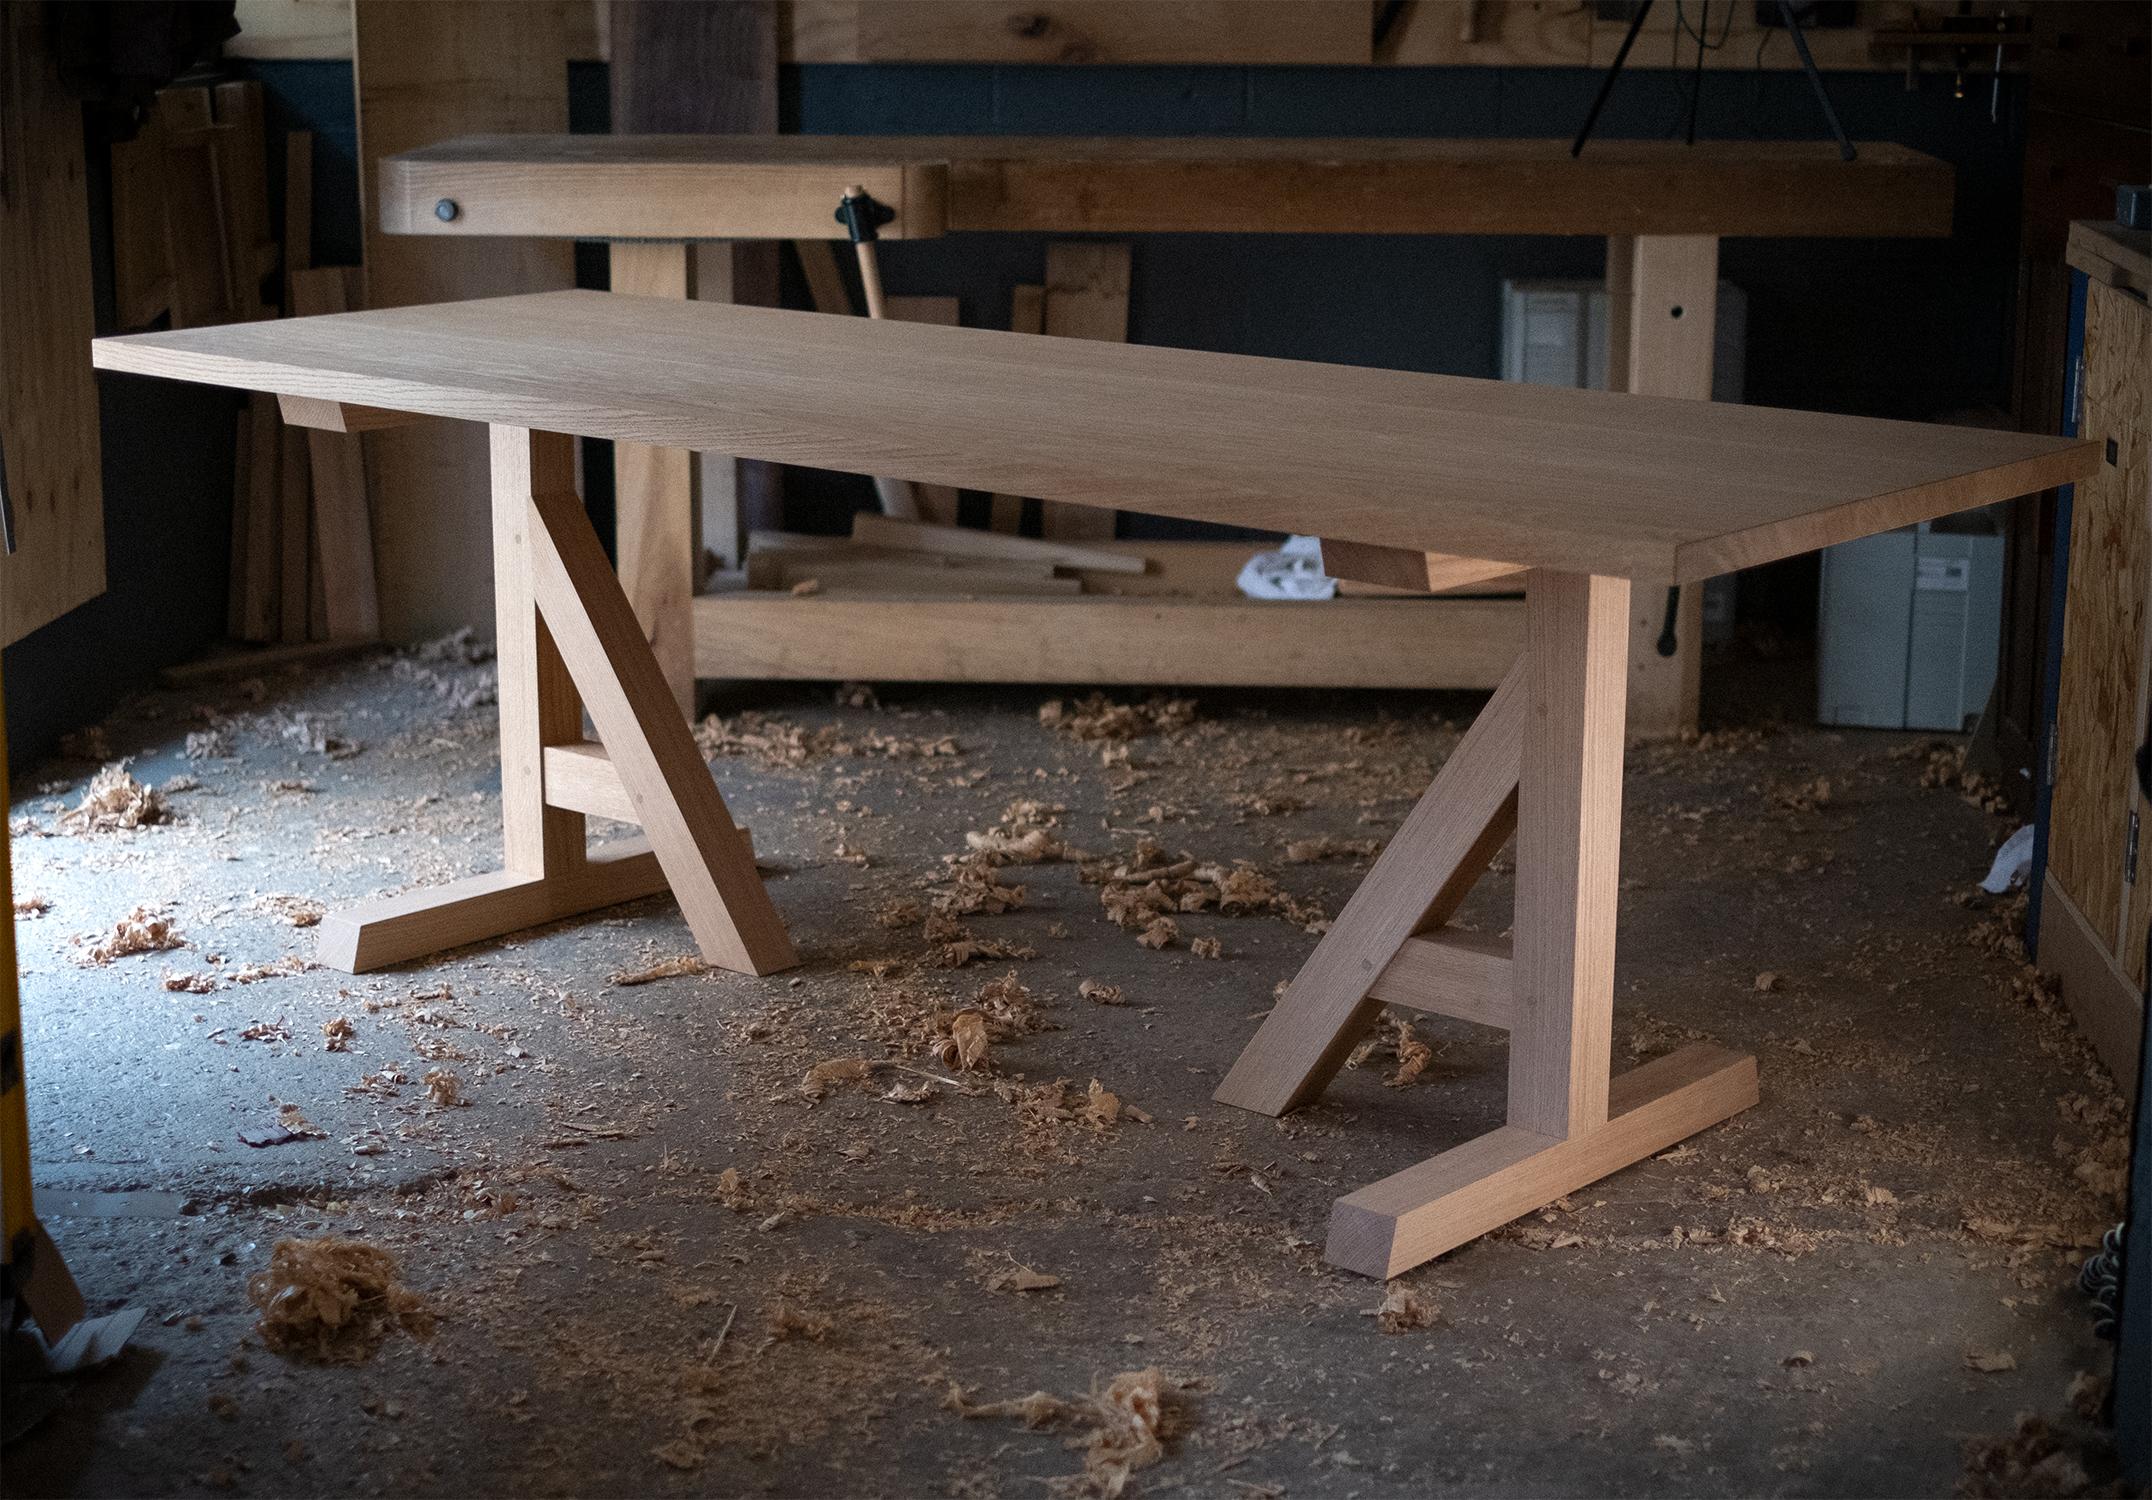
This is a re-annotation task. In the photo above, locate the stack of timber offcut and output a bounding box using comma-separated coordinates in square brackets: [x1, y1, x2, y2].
[112, 83, 381, 653]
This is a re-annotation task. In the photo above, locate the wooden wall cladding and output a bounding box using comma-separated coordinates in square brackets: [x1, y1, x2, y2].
[2048, 279, 2151, 964]
[0, 2, 105, 647]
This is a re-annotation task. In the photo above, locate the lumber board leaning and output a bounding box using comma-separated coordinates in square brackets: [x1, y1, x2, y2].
[287, 268, 381, 639]
[883, 295, 965, 526]
[92, 294, 2098, 585]
[1039, 242, 1129, 541]
[606, 240, 699, 713]
[988, 283, 1047, 533]
[377, 137, 1954, 242]
[352, 0, 575, 639]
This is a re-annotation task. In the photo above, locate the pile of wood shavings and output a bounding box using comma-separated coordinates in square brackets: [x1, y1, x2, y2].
[695, 710, 959, 767]
[946, 1366, 1190, 1498]
[246, 1237, 435, 1362]
[76, 905, 183, 965]
[59, 763, 172, 832]
[1087, 837, 1328, 948]
[1037, 693, 1196, 743]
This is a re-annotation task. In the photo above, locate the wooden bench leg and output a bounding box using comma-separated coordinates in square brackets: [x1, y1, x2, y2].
[1215, 568, 1757, 1278]
[317, 426, 796, 977]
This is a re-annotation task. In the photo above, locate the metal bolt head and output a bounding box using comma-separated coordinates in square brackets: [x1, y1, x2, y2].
[434, 198, 460, 223]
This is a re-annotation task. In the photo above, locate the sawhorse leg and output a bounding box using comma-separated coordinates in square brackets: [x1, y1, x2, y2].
[317, 426, 796, 977]
[1214, 569, 1756, 1279]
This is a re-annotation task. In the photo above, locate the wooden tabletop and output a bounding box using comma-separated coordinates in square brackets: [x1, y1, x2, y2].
[381, 135, 1955, 242]
[93, 290, 2089, 583]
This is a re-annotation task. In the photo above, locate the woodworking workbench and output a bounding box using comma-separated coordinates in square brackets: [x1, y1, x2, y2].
[377, 134, 1960, 738]
[91, 291, 2090, 1276]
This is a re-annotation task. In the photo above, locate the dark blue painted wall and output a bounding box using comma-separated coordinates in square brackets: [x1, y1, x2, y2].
[4, 58, 2027, 764]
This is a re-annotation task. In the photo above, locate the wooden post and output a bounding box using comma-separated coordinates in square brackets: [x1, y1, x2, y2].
[491, 428, 588, 877]
[1507, 570, 1628, 1136]
[1611, 234, 1719, 739]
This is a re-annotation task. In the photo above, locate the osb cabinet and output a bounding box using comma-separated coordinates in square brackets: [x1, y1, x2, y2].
[2041, 221, 2151, 1081]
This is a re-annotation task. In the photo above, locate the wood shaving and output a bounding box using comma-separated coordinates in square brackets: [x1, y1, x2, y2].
[1038, 693, 1197, 743]
[60, 764, 173, 833]
[227, 956, 311, 984]
[247, 1237, 434, 1362]
[715, 1168, 752, 1210]
[1960, 1412, 2100, 1498]
[799, 1057, 878, 1097]
[933, 861, 1027, 916]
[695, 710, 960, 767]
[1283, 835, 1382, 863]
[1385, 1016, 1433, 1088]
[255, 894, 326, 928]
[984, 1262, 1062, 1293]
[1082, 1080, 1122, 1128]
[321, 1017, 356, 1051]
[609, 955, 706, 986]
[77, 906, 183, 965]
[946, 1366, 1187, 1498]
[13, 894, 50, 917]
[939, 1009, 991, 1071]
[1189, 936, 1222, 960]
[1078, 980, 1125, 1006]
[1372, 1283, 1438, 1333]
[423, 1068, 466, 1108]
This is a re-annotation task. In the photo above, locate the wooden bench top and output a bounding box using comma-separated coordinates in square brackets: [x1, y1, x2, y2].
[93, 290, 2091, 584]
[380, 135, 1955, 241]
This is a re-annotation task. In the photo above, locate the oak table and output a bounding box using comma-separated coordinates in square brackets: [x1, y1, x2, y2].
[92, 292, 2091, 1277]
[378, 135, 1959, 738]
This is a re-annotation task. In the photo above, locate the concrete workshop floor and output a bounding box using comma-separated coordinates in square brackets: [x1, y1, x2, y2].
[1, 640, 2131, 1499]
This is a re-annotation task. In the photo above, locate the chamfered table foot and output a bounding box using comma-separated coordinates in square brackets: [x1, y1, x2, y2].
[317, 839, 670, 973]
[1324, 1043, 1758, 1280]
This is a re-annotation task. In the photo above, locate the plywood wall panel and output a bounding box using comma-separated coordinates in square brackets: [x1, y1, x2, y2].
[0, 2, 105, 647]
[2048, 281, 2151, 955]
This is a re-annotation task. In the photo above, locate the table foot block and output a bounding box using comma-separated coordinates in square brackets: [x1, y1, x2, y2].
[1325, 1043, 1758, 1279]
[317, 840, 668, 973]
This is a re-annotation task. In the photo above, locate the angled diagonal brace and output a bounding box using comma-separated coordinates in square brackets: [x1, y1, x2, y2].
[1214, 657, 1526, 1116]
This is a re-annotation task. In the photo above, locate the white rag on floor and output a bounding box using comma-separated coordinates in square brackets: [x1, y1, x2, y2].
[1981, 823, 2036, 894]
[1235, 534, 1336, 601]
